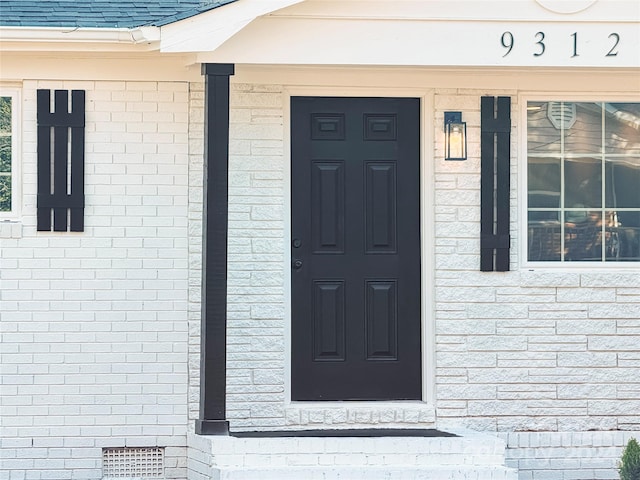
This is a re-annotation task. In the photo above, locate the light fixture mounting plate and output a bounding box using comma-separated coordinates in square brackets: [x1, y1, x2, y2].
[444, 111, 462, 128]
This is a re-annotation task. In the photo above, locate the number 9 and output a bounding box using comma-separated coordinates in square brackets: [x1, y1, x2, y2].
[501, 31, 514, 57]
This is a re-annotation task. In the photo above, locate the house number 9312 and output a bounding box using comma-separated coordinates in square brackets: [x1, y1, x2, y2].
[500, 31, 620, 58]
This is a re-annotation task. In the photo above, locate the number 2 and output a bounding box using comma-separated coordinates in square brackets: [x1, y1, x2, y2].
[534, 32, 545, 56]
[607, 33, 620, 56]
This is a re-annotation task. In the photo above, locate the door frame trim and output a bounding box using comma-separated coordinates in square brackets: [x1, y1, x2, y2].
[283, 86, 435, 408]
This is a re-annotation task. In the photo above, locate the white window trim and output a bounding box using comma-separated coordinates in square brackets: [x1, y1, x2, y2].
[519, 93, 640, 269]
[0, 87, 21, 220]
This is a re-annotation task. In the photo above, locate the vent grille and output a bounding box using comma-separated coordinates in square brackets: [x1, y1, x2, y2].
[102, 447, 164, 479]
[547, 101, 576, 130]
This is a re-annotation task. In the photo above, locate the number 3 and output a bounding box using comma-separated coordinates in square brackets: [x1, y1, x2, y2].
[534, 32, 545, 56]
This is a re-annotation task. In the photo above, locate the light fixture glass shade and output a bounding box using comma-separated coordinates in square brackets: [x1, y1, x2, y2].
[445, 121, 467, 160]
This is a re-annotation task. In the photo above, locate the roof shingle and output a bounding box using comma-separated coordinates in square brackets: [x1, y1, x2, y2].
[0, 0, 236, 28]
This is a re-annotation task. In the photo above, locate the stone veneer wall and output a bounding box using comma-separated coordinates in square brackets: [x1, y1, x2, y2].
[187, 81, 439, 431]
[188, 81, 639, 432]
[432, 91, 639, 434]
[187, 79, 639, 478]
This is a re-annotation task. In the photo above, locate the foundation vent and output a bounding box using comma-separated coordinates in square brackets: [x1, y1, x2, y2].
[102, 447, 164, 479]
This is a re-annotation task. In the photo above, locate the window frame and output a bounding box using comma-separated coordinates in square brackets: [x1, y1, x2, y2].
[0, 87, 20, 219]
[520, 93, 640, 269]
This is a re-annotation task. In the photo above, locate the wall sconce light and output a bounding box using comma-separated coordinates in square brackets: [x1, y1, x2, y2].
[444, 111, 467, 161]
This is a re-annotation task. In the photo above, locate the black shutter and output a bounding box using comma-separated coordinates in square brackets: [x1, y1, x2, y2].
[480, 96, 511, 272]
[37, 89, 85, 232]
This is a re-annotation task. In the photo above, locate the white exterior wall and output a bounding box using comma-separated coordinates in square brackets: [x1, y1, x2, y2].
[188, 81, 440, 430]
[1, 80, 191, 480]
[431, 89, 640, 434]
[225, 83, 287, 428]
[1, 65, 637, 480]
[186, 68, 639, 477]
[187, 75, 640, 433]
[501, 431, 639, 480]
[188, 81, 291, 429]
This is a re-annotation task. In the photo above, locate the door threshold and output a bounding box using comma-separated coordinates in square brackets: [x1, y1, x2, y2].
[231, 428, 457, 438]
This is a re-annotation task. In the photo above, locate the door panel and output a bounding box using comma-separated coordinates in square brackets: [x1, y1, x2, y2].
[291, 97, 421, 401]
[365, 162, 397, 253]
[311, 161, 345, 253]
[365, 280, 398, 360]
[313, 280, 346, 361]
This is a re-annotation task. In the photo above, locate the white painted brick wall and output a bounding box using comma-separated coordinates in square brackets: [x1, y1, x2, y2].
[500, 431, 640, 480]
[187, 81, 205, 427]
[0, 80, 190, 480]
[187, 430, 517, 479]
[6, 74, 635, 479]
[187, 433, 216, 480]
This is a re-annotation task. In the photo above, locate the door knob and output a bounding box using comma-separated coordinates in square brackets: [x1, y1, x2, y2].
[292, 259, 303, 270]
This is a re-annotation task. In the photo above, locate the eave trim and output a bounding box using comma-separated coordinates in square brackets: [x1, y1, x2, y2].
[0, 26, 161, 47]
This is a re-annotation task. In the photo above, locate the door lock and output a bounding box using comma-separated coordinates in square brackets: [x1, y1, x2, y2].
[292, 259, 303, 270]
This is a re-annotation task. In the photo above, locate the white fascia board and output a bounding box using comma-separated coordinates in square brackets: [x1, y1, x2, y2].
[195, 15, 640, 68]
[275, 0, 640, 23]
[159, 0, 306, 53]
[0, 26, 161, 51]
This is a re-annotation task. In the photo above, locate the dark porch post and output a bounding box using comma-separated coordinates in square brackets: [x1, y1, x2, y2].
[196, 63, 235, 435]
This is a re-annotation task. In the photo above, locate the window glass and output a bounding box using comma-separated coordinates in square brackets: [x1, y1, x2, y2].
[564, 210, 601, 261]
[0, 95, 11, 212]
[605, 103, 640, 154]
[564, 157, 602, 209]
[564, 103, 602, 154]
[527, 211, 561, 261]
[527, 101, 560, 154]
[605, 157, 640, 209]
[528, 157, 561, 209]
[527, 101, 640, 263]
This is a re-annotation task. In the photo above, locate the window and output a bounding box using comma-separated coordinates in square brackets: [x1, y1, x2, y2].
[526, 101, 640, 263]
[0, 89, 18, 216]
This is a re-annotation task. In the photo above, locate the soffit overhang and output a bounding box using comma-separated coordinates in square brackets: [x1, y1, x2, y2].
[163, 0, 640, 68]
[1, 0, 638, 68]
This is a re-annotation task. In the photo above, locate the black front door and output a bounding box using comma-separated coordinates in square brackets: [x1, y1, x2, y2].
[291, 97, 421, 401]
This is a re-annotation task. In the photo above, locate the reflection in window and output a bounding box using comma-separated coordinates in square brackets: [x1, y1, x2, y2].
[527, 102, 640, 262]
[0, 95, 12, 212]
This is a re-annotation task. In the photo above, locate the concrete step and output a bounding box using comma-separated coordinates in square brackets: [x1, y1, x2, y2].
[187, 430, 519, 480]
[216, 465, 518, 480]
